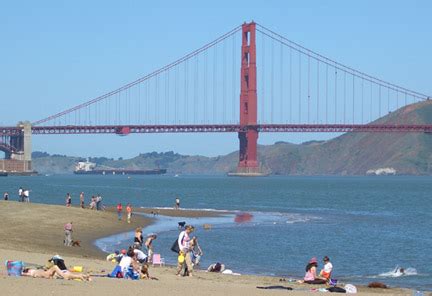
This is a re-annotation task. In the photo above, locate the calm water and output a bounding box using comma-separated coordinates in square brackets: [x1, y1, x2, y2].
[1, 175, 431, 291]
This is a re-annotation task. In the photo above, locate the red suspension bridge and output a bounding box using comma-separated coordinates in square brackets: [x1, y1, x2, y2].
[1, 22, 431, 175]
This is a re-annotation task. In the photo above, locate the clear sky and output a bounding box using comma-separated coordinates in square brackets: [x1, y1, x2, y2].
[1, 0, 431, 158]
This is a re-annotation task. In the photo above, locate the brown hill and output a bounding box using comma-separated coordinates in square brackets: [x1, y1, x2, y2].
[258, 100, 432, 175]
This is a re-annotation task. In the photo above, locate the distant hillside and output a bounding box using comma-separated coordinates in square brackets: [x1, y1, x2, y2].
[33, 101, 432, 175]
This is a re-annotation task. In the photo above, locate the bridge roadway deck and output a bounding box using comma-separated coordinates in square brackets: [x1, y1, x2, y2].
[2, 124, 432, 136]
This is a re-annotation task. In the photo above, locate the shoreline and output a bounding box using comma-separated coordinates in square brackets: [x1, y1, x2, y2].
[0, 201, 421, 295]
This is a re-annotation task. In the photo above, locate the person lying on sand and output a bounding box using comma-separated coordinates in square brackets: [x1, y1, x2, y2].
[22, 265, 91, 281]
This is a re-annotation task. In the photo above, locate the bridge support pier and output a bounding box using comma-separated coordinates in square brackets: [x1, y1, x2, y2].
[233, 21, 263, 176]
[0, 122, 34, 175]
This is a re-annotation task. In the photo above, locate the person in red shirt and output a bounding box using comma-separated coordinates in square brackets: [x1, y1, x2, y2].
[117, 203, 123, 221]
[126, 204, 132, 224]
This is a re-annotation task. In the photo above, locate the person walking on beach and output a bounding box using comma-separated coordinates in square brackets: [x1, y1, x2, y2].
[3, 192, 9, 200]
[145, 234, 157, 263]
[126, 203, 132, 224]
[117, 203, 123, 221]
[176, 225, 194, 276]
[65, 193, 72, 207]
[79, 192, 85, 209]
[175, 196, 180, 209]
[64, 222, 73, 247]
[18, 187, 23, 202]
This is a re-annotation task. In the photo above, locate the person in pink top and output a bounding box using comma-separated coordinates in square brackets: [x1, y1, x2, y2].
[298, 257, 326, 284]
[64, 222, 73, 247]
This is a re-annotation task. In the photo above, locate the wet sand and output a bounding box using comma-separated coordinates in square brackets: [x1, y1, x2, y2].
[0, 201, 416, 295]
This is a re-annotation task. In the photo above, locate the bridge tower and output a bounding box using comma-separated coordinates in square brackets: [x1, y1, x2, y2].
[0, 122, 34, 175]
[236, 22, 261, 175]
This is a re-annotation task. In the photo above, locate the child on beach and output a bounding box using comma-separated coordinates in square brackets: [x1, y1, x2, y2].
[134, 228, 143, 248]
[126, 204, 132, 223]
[117, 203, 123, 220]
[65, 193, 71, 207]
[145, 234, 157, 263]
[318, 256, 333, 281]
[80, 192, 85, 208]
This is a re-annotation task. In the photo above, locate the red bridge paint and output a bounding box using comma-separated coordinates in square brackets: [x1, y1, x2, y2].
[238, 22, 259, 174]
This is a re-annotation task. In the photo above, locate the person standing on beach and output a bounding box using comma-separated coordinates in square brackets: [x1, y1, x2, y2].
[64, 222, 73, 246]
[18, 187, 23, 202]
[134, 228, 143, 248]
[175, 196, 180, 209]
[65, 193, 72, 207]
[145, 234, 157, 263]
[126, 203, 132, 224]
[23, 189, 30, 202]
[176, 225, 194, 276]
[79, 192, 85, 208]
[3, 192, 9, 200]
[117, 203, 123, 221]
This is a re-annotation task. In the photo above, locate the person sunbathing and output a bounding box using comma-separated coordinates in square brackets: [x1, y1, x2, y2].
[22, 265, 91, 281]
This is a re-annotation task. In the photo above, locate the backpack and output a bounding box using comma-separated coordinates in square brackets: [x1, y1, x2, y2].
[171, 238, 180, 253]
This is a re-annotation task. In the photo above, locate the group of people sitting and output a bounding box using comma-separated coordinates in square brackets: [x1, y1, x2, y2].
[298, 256, 333, 284]
[107, 245, 155, 280]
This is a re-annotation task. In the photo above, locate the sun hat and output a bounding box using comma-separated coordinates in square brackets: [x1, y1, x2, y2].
[309, 257, 318, 264]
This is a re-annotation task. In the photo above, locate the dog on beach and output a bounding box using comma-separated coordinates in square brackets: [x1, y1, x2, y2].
[71, 240, 82, 247]
[178, 221, 186, 229]
[368, 282, 388, 289]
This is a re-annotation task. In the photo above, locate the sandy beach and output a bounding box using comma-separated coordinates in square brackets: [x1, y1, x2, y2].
[0, 201, 417, 295]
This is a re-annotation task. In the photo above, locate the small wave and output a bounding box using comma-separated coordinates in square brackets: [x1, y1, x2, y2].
[379, 266, 418, 277]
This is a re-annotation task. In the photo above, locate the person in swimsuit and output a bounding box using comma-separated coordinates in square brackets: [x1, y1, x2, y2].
[22, 265, 91, 281]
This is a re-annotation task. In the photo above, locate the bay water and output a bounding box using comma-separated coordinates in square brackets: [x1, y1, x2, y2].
[1, 175, 430, 291]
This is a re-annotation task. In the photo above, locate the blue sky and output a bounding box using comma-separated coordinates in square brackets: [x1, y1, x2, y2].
[1, 0, 431, 158]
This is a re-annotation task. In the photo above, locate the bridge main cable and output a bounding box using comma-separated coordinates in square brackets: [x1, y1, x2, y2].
[255, 23, 430, 100]
[32, 25, 242, 126]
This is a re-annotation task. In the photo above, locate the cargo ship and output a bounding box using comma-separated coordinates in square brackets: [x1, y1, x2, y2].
[73, 160, 167, 175]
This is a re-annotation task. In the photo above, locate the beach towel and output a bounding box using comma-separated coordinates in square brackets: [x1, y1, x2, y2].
[256, 286, 293, 290]
[5, 261, 23, 276]
[327, 287, 346, 293]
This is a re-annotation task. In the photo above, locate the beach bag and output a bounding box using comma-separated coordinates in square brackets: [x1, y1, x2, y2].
[344, 284, 357, 294]
[5, 260, 23, 276]
[171, 239, 180, 253]
[50, 257, 67, 270]
[327, 287, 346, 293]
